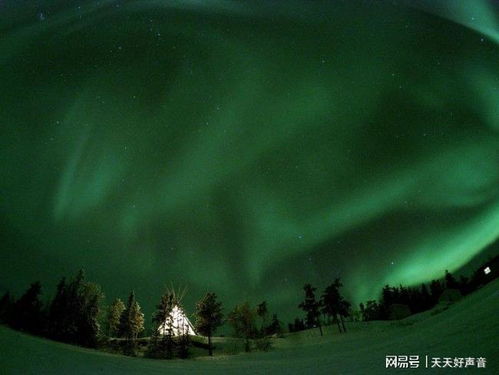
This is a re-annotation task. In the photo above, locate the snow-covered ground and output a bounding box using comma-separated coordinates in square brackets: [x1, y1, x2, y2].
[1, 279, 498, 374]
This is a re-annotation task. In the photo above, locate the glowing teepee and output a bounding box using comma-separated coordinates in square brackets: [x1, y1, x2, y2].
[156, 285, 196, 336]
[157, 304, 196, 336]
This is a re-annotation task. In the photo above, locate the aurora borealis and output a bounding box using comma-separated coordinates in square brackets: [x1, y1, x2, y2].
[1, 0, 498, 321]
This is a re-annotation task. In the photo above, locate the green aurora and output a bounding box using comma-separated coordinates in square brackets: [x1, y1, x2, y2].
[1, 0, 498, 321]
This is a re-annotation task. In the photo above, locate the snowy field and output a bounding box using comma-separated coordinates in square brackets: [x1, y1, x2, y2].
[1, 279, 498, 374]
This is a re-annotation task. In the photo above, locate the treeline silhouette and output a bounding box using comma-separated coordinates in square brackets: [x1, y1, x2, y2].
[0, 254, 495, 356]
[0, 271, 283, 359]
[0, 270, 103, 348]
[290, 255, 497, 331]
[359, 257, 497, 322]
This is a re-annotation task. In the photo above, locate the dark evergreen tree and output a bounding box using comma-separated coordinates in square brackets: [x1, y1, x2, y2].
[321, 282, 342, 333]
[429, 279, 443, 303]
[66, 269, 85, 337]
[48, 277, 69, 340]
[420, 283, 431, 310]
[130, 300, 144, 340]
[119, 291, 144, 355]
[404, 286, 419, 313]
[399, 285, 410, 306]
[9, 282, 44, 334]
[321, 279, 351, 333]
[47, 271, 103, 347]
[227, 302, 256, 352]
[147, 291, 175, 359]
[381, 285, 394, 307]
[61, 270, 85, 343]
[106, 298, 125, 337]
[338, 298, 351, 332]
[349, 308, 361, 322]
[293, 318, 305, 331]
[0, 292, 13, 323]
[362, 300, 382, 321]
[299, 284, 323, 336]
[194, 292, 223, 356]
[336, 279, 351, 332]
[119, 291, 135, 340]
[78, 282, 104, 348]
[256, 301, 268, 337]
[445, 270, 458, 289]
[359, 302, 365, 321]
[267, 314, 282, 335]
[176, 313, 191, 359]
[458, 275, 471, 295]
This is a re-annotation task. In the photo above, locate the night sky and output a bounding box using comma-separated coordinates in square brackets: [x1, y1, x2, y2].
[1, 0, 498, 322]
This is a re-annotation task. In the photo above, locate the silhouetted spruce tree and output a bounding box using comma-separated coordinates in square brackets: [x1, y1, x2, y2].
[146, 327, 162, 359]
[399, 285, 410, 306]
[415, 286, 426, 312]
[405, 286, 415, 312]
[429, 279, 443, 303]
[195, 292, 223, 356]
[404, 286, 417, 313]
[321, 282, 343, 333]
[78, 282, 104, 348]
[267, 314, 282, 335]
[335, 279, 350, 332]
[67, 269, 85, 323]
[445, 270, 458, 289]
[61, 270, 86, 344]
[359, 303, 366, 321]
[361, 300, 382, 321]
[0, 292, 13, 323]
[106, 298, 125, 337]
[420, 283, 431, 310]
[119, 291, 135, 340]
[119, 291, 144, 355]
[381, 285, 394, 308]
[349, 309, 361, 322]
[299, 284, 323, 336]
[176, 310, 191, 359]
[228, 302, 256, 352]
[48, 277, 69, 340]
[256, 301, 268, 337]
[147, 291, 175, 359]
[458, 276, 470, 295]
[338, 298, 351, 332]
[130, 300, 144, 339]
[321, 279, 350, 332]
[47, 271, 103, 347]
[293, 318, 305, 331]
[9, 282, 44, 335]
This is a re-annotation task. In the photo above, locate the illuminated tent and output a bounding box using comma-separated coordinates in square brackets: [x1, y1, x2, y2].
[158, 305, 196, 336]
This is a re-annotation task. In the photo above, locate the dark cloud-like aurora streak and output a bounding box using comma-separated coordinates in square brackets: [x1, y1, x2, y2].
[1, 0, 498, 320]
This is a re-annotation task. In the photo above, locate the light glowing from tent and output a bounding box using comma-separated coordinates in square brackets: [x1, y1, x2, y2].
[158, 305, 196, 336]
